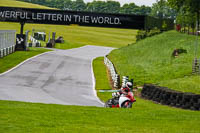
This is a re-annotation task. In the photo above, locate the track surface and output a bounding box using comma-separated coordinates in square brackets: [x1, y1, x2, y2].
[0, 45, 114, 107]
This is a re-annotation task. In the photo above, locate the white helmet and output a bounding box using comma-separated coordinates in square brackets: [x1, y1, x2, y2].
[126, 82, 133, 89]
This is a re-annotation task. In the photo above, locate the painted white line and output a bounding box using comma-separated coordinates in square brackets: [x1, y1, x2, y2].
[0, 51, 53, 76]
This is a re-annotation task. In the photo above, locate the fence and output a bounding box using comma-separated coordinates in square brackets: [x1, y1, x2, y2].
[29, 36, 41, 47]
[0, 30, 16, 58]
[104, 57, 120, 88]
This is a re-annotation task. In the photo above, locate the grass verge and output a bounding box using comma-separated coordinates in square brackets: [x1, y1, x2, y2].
[0, 48, 51, 73]
[108, 30, 200, 94]
[93, 57, 112, 102]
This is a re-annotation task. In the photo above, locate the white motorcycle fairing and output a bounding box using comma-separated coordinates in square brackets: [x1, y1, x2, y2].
[119, 96, 130, 108]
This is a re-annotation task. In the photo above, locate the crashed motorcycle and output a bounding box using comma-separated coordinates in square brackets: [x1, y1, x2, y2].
[104, 91, 136, 108]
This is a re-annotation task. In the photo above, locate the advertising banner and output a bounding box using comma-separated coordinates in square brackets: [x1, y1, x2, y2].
[0, 6, 145, 29]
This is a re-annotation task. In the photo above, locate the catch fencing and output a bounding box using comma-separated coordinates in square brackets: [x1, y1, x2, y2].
[0, 30, 16, 58]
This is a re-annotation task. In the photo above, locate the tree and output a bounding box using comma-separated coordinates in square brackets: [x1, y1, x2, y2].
[71, 0, 86, 11]
[63, 0, 73, 10]
[150, 0, 176, 19]
[106, 0, 120, 13]
[168, 0, 200, 31]
[120, 3, 138, 14]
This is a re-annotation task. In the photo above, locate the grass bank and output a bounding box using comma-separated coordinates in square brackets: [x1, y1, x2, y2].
[0, 48, 51, 73]
[1, 45, 200, 132]
[108, 31, 200, 94]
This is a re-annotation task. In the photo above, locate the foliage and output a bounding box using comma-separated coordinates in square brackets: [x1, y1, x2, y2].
[86, 0, 120, 14]
[168, 0, 200, 31]
[136, 28, 161, 41]
[120, 3, 151, 15]
[150, 0, 176, 19]
[15, 0, 152, 15]
[162, 20, 167, 30]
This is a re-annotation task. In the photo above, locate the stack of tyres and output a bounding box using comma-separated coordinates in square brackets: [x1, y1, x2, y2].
[153, 87, 162, 102]
[160, 88, 171, 105]
[175, 92, 183, 108]
[141, 84, 200, 111]
[192, 95, 200, 110]
[182, 93, 193, 109]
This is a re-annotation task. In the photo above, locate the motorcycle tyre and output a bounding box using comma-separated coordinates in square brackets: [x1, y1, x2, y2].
[104, 99, 113, 108]
[121, 101, 132, 108]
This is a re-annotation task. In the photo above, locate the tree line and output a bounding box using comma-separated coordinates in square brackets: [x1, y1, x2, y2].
[17, 0, 200, 33]
[16, 0, 151, 15]
[168, 0, 200, 34]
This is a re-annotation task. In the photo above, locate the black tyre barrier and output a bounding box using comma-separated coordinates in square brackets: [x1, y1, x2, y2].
[141, 84, 200, 111]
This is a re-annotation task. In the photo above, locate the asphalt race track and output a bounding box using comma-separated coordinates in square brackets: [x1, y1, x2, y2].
[0, 45, 114, 107]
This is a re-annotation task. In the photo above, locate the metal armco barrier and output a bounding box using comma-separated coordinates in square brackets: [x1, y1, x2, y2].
[0, 30, 16, 58]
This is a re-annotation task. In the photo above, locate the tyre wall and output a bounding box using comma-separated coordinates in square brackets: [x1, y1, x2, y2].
[141, 84, 200, 111]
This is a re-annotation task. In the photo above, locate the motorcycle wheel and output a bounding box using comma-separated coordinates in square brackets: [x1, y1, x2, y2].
[104, 99, 113, 108]
[121, 101, 132, 108]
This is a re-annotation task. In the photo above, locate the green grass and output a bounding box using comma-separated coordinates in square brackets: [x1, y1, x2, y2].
[0, 0, 137, 49]
[54, 41, 85, 50]
[0, 48, 51, 73]
[92, 57, 112, 102]
[0, 22, 137, 49]
[108, 30, 200, 93]
[1, 99, 200, 133]
[159, 75, 200, 94]
[93, 57, 112, 90]
[1, 1, 199, 132]
[1, 45, 200, 133]
[0, 0, 54, 9]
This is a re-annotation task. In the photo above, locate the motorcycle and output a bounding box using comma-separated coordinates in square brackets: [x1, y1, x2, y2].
[105, 91, 136, 108]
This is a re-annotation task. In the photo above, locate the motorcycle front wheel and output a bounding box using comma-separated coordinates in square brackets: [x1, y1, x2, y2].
[121, 101, 132, 108]
[104, 99, 113, 108]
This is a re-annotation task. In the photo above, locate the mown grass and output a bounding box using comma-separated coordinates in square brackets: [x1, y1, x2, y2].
[0, 1, 199, 132]
[93, 57, 112, 90]
[1, 43, 200, 133]
[93, 57, 112, 102]
[0, 0, 137, 49]
[0, 48, 51, 73]
[108, 31, 200, 94]
[159, 75, 200, 94]
[0, 0, 54, 9]
[0, 22, 137, 49]
[1, 99, 200, 133]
